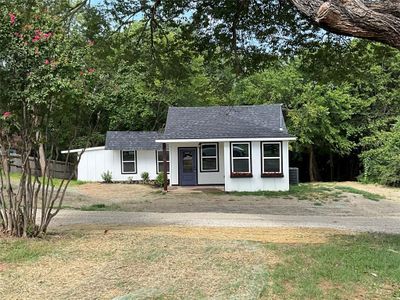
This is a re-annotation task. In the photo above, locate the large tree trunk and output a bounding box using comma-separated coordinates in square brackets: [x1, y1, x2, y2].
[308, 145, 319, 182]
[290, 0, 400, 50]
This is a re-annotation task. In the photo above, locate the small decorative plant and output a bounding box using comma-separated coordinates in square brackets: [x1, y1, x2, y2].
[141, 171, 149, 184]
[155, 172, 165, 187]
[127, 176, 134, 184]
[101, 170, 113, 183]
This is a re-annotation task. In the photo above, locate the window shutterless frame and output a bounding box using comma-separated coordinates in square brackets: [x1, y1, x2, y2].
[230, 142, 252, 177]
[200, 143, 219, 172]
[261, 141, 283, 177]
[156, 150, 170, 174]
[121, 150, 137, 174]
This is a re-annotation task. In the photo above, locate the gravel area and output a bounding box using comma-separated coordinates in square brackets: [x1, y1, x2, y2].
[54, 182, 400, 234]
[51, 210, 400, 234]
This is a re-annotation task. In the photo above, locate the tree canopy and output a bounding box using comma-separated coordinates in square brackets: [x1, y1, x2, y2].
[1, 0, 399, 237]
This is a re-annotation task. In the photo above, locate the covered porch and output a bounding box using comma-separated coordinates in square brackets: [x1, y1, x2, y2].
[165, 141, 225, 188]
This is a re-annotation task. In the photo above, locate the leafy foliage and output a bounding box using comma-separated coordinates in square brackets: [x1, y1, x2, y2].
[0, 0, 99, 237]
[101, 170, 113, 183]
[140, 171, 150, 183]
[155, 172, 165, 187]
[361, 120, 400, 186]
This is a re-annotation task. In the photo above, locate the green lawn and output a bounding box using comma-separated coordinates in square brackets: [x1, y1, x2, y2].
[267, 233, 400, 299]
[0, 228, 399, 299]
[231, 183, 383, 202]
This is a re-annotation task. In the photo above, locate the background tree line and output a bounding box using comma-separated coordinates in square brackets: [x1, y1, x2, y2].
[86, 1, 400, 186]
[2, 0, 400, 187]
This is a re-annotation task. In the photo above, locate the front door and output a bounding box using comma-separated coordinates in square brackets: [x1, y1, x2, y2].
[179, 148, 197, 186]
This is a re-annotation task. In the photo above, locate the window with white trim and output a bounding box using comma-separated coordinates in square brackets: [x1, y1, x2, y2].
[231, 142, 251, 173]
[157, 150, 170, 173]
[200, 143, 218, 172]
[262, 142, 281, 174]
[121, 150, 136, 174]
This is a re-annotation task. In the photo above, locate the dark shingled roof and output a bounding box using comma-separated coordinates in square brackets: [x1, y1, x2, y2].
[162, 104, 293, 139]
[105, 131, 163, 150]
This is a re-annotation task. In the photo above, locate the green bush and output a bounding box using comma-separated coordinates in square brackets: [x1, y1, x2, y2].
[101, 170, 113, 183]
[360, 120, 400, 187]
[141, 171, 150, 184]
[155, 172, 165, 187]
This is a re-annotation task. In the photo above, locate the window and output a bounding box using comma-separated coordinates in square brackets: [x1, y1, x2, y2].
[200, 143, 218, 172]
[157, 150, 170, 173]
[231, 142, 252, 175]
[121, 150, 136, 174]
[262, 142, 282, 174]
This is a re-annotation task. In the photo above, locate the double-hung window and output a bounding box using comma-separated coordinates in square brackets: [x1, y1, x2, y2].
[262, 142, 282, 175]
[231, 142, 252, 176]
[200, 143, 218, 172]
[121, 150, 136, 174]
[157, 150, 170, 173]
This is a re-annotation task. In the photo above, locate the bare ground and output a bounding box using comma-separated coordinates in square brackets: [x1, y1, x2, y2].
[64, 183, 400, 217]
[53, 182, 400, 233]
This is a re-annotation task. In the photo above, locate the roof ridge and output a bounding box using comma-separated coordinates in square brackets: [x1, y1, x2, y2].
[169, 104, 282, 109]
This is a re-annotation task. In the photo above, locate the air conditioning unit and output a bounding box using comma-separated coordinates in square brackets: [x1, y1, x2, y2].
[289, 167, 299, 185]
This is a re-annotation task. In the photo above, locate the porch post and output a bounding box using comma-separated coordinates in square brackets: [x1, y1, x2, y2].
[162, 143, 168, 192]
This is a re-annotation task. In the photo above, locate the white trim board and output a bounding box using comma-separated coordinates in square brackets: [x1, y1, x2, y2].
[61, 146, 105, 154]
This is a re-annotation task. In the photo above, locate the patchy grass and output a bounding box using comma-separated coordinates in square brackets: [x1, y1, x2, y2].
[231, 183, 386, 203]
[80, 203, 121, 211]
[0, 235, 71, 263]
[231, 183, 344, 202]
[0, 227, 399, 299]
[334, 186, 384, 201]
[9, 172, 86, 187]
[266, 233, 400, 299]
[0, 240, 49, 263]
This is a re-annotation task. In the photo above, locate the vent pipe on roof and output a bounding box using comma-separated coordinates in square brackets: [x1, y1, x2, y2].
[279, 104, 283, 131]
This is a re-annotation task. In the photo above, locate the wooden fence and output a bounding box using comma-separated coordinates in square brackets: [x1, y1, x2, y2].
[9, 154, 76, 180]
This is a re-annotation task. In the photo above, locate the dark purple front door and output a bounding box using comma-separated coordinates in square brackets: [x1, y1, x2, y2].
[179, 148, 197, 186]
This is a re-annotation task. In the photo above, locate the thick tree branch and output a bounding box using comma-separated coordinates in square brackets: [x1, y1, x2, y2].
[290, 0, 400, 49]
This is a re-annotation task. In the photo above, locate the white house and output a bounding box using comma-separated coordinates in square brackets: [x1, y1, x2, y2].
[65, 104, 296, 191]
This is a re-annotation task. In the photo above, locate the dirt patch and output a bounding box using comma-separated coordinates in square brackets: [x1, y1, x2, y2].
[349, 283, 400, 300]
[131, 226, 345, 244]
[75, 182, 156, 201]
[0, 264, 7, 272]
[335, 181, 400, 202]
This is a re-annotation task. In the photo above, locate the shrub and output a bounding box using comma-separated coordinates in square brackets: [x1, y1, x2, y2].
[101, 170, 113, 183]
[141, 171, 150, 184]
[360, 119, 400, 187]
[155, 172, 165, 187]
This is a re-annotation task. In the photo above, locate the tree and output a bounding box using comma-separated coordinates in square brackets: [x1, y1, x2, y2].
[0, 1, 98, 237]
[231, 63, 359, 181]
[361, 119, 400, 186]
[290, 0, 400, 50]
[91, 22, 232, 132]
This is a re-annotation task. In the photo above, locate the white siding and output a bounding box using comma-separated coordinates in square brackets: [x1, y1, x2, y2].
[169, 142, 225, 186]
[77, 148, 163, 182]
[224, 141, 290, 192]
